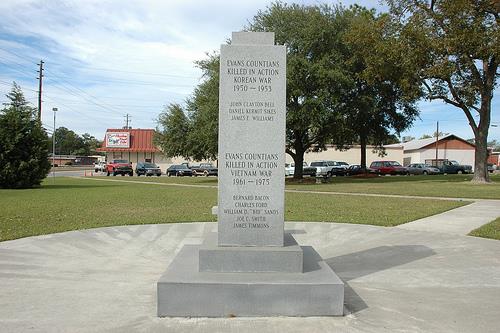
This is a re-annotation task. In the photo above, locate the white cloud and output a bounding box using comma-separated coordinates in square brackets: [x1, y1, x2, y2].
[3, 0, 493, 142]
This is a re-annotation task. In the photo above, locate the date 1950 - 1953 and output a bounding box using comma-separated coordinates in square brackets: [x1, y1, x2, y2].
[233, 178, 270, 186]
[234, 84, 272, 92]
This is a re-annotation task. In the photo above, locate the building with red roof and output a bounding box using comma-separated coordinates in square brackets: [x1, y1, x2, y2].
[97, 128, 173, 169]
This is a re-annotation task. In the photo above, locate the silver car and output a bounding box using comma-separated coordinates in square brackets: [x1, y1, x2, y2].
[407, 163, 441, 175]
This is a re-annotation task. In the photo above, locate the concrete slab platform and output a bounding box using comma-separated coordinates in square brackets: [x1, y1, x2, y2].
[1, 222, 500, 332]
[158, 244, 343, 317]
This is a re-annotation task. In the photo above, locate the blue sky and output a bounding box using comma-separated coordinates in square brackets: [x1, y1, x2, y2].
[0, 0, 498, 143]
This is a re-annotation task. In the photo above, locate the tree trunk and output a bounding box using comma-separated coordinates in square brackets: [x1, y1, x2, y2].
[360, 133, 367, 171]
[292, 153, 305, 179]
[472, 125, 490, 183]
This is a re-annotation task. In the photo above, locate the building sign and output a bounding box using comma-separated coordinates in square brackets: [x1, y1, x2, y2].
[106, 132, 130, 148]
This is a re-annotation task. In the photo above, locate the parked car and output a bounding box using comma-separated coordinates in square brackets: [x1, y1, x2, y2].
[285, 162, 316, 177]
[369, 161, 408, 175]
[135, 162, 162, 177]
[105, 159, 133, 176]
[336, 161, 350, 170]
[94, 161, 106, 172]
[192, 163, 218, 177]
[407, 163, 441, 175]
[345, 164, 365, 176]
[487, 163, 496, 173]
[166, 164, 193, 177]
[310, 160, 345, 177]
[439, 160, 472, 174]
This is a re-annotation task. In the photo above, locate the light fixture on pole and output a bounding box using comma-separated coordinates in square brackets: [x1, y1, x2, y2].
[52, 107, 58, 180]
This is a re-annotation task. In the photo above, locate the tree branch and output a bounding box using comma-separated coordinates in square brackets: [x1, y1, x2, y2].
[285, 148, 296, 159]
[445, 78, 478, 133]
[462, 55, 485, 89]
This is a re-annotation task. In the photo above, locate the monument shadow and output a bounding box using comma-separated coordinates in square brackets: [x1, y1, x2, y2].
[326, 245, 435, 314]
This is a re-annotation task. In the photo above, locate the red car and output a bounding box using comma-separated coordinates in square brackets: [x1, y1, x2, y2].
[105, 159, 134, 176]
[369, 161, 408, 175]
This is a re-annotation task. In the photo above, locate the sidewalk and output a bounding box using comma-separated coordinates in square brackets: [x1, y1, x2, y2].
[1, 222, 499, 333]
[397, 200, 500, 235]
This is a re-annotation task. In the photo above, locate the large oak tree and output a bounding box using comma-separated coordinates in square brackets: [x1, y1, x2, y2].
[386, 0, 499, 183]
[249, 3, 349, 178]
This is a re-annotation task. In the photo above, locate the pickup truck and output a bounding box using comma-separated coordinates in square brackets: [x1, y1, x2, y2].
[309, 160, 345, 177]
[105, 159, 133, 176]
[191, 163, 218, 177]
[439, 160, 472, 174]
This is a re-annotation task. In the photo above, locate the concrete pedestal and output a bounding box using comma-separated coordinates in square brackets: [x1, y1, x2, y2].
[157, 242, 344, 317]
[199, 233, 304, 273]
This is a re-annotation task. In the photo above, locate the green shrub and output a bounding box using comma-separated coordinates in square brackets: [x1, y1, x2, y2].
[0, 83, 51, 188]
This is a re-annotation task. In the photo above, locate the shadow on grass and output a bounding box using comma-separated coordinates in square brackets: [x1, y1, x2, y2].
[326, 245, 435, 314]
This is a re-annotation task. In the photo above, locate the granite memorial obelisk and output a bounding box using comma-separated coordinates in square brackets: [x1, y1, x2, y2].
[157, 31, 344, 317]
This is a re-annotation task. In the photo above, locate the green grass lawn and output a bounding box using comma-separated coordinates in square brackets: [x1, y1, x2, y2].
[94, 173, 500, 199]
[0, 177, 467, 241]
[469, 217, 500, 240]
[286, 174, 500, 199]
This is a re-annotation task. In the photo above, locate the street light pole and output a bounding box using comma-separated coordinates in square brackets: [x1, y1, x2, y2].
[52, 107, 58, 181]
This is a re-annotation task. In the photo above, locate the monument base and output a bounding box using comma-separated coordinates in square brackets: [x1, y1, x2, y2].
[199, 233, 304, 273]
[157, 244, 344, 317]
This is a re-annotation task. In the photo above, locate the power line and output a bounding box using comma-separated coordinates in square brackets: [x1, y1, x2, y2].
[74, 66, 199, 79]
[44, 77, 124, 116]
[0, 46, 199, 80]
[42, 94, 119, 128]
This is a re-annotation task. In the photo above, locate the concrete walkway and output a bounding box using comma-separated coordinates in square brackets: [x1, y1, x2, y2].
[1, 222, 499, 333]
[397, 199, 500, 235]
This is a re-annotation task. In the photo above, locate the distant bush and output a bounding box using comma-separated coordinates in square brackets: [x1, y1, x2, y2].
[64, 161, 73, 166]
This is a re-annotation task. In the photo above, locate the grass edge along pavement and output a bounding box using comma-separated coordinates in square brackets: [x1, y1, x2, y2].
[0, 177, 469, 241]
[90, 173, 500, 200]
[469, 217, 500, 240]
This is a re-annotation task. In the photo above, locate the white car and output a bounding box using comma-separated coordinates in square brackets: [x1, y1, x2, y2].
[94, 161, 106, 172]
[310, 160, 345, 177]
[336, 161, 350, 170]
[285, 162, 309, 176]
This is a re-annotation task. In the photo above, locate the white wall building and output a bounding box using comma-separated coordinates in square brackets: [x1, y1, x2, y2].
[386, 134, 476, 168]
[286, 144, 404, 166]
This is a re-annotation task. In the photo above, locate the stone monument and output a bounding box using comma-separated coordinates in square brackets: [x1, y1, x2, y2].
[157, 31, 344, 317]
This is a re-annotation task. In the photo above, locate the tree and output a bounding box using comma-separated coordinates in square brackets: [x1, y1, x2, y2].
[185, 54, 220, 161]
[156, 55, 219, 162]
[79, 133, 102, 156]
[341, 6, 421, 170]
[249, 3, 350, 178]
[488, 139, 500, 150]
[0, 82, 51, 188]
[155, 103, 191, 159]
[386, 0, 499, 183]
[48, 130, 102, 156]
[49, 127, 84, 155]
[419, 131, 449, 139]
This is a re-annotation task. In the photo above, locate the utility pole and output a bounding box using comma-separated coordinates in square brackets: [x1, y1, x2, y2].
[52, 107, 58, 182]
[435, 121, 439, 166]
[37, 60, 44, 121]
[124, 113, 131, 129]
